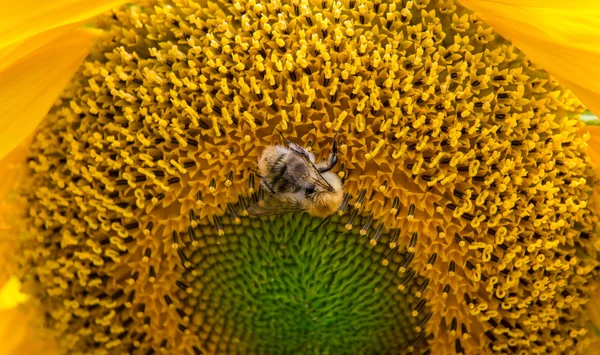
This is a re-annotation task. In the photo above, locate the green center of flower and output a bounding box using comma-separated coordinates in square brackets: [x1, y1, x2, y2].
[178, 213, 428, 354]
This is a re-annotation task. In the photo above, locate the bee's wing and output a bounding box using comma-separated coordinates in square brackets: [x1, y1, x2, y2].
[296, 153, 335, 192]
[279, 134, 334, 191]
[247, 195, 307, 216]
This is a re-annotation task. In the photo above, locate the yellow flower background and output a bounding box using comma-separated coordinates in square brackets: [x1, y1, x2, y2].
[2, 0, 600, 354]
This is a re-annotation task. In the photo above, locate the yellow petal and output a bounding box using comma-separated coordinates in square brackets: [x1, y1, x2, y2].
[583, 291, 600, 354]
[0, 305, 58, 355]
[0, 140, 55, 355]
[0, 0, 127, 48]
[0, 308, 28, 355]
[0, 135, 31, 207]
[585, 126, 600, 177]
[582, 339, 600, 355]
[0, 137, 30, 292]
[0, 28, 99, 161]
[0, 0, 128, 161]
[459, 0, 600, 116]
[0, 23, 81, 72]
[0, 277, 28, 311]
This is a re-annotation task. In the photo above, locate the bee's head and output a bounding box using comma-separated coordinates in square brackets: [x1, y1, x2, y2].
[308, 172, 344, 217]
[308, 171, 340, 196]
[320, 171, 343, 192]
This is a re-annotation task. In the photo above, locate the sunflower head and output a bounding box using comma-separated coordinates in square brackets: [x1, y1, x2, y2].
[15, 0, 600, 354]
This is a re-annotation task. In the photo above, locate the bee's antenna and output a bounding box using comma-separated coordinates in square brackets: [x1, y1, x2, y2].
[278, 130, 292, 146]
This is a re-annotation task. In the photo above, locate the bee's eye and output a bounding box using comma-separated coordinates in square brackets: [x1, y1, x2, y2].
[305, 185, 316, 196]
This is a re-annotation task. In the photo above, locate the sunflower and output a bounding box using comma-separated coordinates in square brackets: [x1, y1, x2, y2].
[2, 0, 600, 354]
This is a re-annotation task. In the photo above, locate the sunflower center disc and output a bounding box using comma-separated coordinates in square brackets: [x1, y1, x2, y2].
[181, 213, 424, 354]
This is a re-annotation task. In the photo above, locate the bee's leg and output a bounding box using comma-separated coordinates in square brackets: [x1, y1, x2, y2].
[311, 215, 331, 232]
[249, 168, 275, 194]
[260, 179, 276, 195]
[318, 133, 339, 173]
